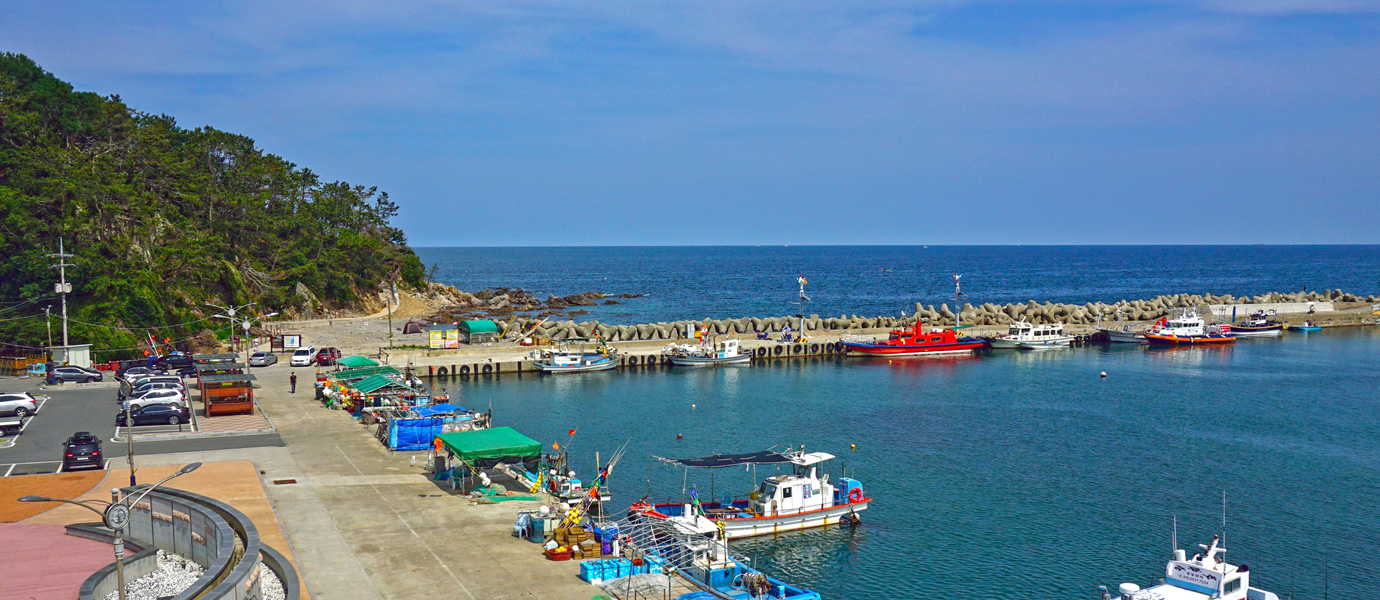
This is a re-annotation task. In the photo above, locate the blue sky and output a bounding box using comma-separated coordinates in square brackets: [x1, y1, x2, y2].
[5, 0, 1379, 245]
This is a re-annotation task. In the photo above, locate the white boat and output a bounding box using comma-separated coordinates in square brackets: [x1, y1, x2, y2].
[1144, 310, 1235, 345]
[633, 449, 868, 540]
[1096, 311, 1148, 344]
[1101, 532, 1279, 600]
[530, 340, 620, 373]
[990, 320, 1076, 349]
[663, 337, 753, 367]
[1228, 311, 1284, 337]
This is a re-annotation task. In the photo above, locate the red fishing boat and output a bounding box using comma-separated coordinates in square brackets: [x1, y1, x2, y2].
[841, 325, 985, 356]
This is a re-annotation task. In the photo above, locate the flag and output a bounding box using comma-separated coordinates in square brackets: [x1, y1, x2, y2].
[553, 442, 560, 450]
[689, 486, 704, 516]
[568, 429, 576, 436]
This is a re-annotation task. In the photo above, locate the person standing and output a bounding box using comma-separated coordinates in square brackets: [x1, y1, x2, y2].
[290, 372, 297, 394]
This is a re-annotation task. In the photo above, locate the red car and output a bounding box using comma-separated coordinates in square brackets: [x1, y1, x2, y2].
[316, 347, 342, 366]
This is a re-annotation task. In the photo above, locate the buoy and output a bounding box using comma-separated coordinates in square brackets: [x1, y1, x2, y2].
[850, 444, 856, 450]
[1100, 371, 1107, 378]
[691, 404, 696, 409]
[677, 433, 683, 439]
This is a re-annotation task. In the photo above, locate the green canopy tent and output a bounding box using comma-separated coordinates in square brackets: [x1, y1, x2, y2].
[436, 427, 542, 469]
[330, 365, 402, 382]
[347, 374, 414, 395]
[336, 355, 380, 368]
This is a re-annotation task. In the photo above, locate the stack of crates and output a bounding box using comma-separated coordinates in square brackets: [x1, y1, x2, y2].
[644, 556, 665, 574]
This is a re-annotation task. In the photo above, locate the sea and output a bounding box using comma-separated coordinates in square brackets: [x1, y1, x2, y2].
[414, 246, 1380, 600]
[415, 246, 1380, 324]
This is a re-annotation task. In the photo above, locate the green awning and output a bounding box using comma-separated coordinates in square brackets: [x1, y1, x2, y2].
[199, 373, 257, 383]
[437, 427, 541, 466]
[348, 374, 413, 395]
[459, 320, 499, 334]
[336, 355, 380, 368]
[330, 365, 402, 381]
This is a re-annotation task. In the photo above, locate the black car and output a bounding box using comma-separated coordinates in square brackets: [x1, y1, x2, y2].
[48, 365, 103, 384]
[117, 403, 191, 427]
[150, 354, 197, 376]
[62, 432, 104, 471]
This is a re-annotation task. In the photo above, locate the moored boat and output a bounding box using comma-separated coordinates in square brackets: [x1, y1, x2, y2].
[663, 337, 752, 366]
[841, 324, 984, 356]
[531, 339, 620, 373]
[1289, 321, 1322, 332]
[1229, 310, 1284, 337]
[1095, 310, 1148, 344]
[990, 320, 1076, 349]
[1143, 311, 1235, 345]
[1100, 530, 1279, 600]
[632, 448, 868, 540]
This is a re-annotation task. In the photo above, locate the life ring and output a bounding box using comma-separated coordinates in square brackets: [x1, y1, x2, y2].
[772, 345, 783, 356]
[848, 488, 863, 503]
[437, 366, 448, 376]
[460, 365, 470, 375]
[482, 364, 493, 374]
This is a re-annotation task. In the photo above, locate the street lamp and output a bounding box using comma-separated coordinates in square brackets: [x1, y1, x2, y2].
[240, 312, 278, 370]
[19, 462, 201, 600]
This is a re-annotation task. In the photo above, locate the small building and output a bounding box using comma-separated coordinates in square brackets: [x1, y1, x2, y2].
[459, 320, 500, 344]
[199, 373, 256, 416]
[49, 344, 93, 369]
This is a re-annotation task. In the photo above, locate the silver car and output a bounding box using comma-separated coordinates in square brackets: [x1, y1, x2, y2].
[248, 352, 278, 367]
[0, 392, 39, 419]
[122, 388, 188, 410]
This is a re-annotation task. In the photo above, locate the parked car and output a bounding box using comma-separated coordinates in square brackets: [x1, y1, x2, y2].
[315, 347, 342, 366]
[119, 375, 184, 400]
[290, 347, 317, 367]
[0, 392, 39, 419]
[47, 365, 103, 384]
[248, 352, 278, 367]
[121, 389, 187, 410]
[150, 353, 196, 376]
[62, 432, 104, 471]
[129, 381, 185, 397]
[119, 366, 165, 379]
[117, 403, 191, 427]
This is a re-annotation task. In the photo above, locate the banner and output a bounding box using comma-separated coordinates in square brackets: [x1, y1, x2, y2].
[1166, 561, 1222, 595]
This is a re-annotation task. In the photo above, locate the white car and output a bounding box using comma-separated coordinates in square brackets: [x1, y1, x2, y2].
[122, 389, 188, 410]
[290, 347, 317, 367]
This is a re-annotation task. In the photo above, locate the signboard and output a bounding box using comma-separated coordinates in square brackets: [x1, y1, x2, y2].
[270, 334, 303, 353]
[445, 329, 461, 349]
[429, 330, 445, 349]
[1166, 561, 1222, 595]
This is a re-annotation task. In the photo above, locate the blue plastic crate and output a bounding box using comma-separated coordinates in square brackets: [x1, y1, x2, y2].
[645, 556, 664, 574]
[580, 561, 600, 582]
[613, 558, 633, 578]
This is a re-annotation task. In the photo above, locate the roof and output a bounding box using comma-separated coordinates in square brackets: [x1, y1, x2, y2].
[198, 374, 257, 383]
[195, 363, 245, 371]
[413, 403, 471, 417]
[330, 365, 403, 381]
[459, 320, 499, 334]
[336, 355, 379, 368]
[192, 353, 239, 363]
[789, 452, 835, 466]
[657, 450, 791, 469]
[348, 374, 414, 395]
[437, 427, 541, 461]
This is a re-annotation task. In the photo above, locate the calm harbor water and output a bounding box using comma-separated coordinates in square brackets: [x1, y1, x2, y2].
[433, 327, 1380, 600]
[415, 245, 1380, 325]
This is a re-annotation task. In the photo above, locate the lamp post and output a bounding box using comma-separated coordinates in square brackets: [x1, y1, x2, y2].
[19, 462, 201, 600]
[240, 312, 278, 371]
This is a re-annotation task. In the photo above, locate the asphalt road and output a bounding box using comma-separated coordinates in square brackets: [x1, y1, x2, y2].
[0, 376, 283, 477]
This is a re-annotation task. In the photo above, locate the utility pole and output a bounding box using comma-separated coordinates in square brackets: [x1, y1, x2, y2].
[44, 306, 53, 361]
[47, 238, 74, 360]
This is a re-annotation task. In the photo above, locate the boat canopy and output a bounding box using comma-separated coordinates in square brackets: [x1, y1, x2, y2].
[657, 450, 792, 469]
[336, 355, 379, 368]
[437, 426, 542, 468]
[789, 452, 835, 466]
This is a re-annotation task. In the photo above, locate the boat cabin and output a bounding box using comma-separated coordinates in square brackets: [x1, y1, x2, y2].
[714, 339, 740, 358]
[1113, 535, 1278, 600]
[885, 326, 961, 345]
[1004, 321, 1067, 340]
[750, 452, 838, 517]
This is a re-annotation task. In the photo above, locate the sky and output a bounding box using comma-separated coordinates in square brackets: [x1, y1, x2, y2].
[4, 0, 1379, 246]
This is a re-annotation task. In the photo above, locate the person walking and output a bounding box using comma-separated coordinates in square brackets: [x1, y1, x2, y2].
[290, 372, 297, 394]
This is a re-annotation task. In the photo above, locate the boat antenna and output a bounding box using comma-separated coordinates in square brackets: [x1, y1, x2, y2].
[1221, 488, 1227, 551]
[1172, 514, 1178, 555]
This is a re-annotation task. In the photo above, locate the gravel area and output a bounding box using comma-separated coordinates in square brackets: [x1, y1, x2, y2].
[105, 550, 205, 600]
[261, 561, 286, 600]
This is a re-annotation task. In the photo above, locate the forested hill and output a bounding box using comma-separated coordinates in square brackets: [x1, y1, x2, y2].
[0, 53, 425, 359]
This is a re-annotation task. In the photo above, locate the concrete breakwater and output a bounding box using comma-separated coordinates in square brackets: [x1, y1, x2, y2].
[505, 289, 1377, 342]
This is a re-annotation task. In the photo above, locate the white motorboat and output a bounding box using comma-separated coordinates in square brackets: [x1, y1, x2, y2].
[530, 340, 620, 373]
[1095, 311, 1148, 344]
[633, 448, 868, 540]
[990, 320, 1076, 349]
[1144, 310, 1235, 345]
[663, 337, 753, 367]
[1101, 531, 1279, 600]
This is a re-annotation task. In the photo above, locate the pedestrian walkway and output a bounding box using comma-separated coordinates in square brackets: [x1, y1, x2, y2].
[0, 523, 133, 600]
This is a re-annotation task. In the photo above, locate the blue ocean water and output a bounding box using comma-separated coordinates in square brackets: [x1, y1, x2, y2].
[432, 328, 1380, 600]
[415, 246, 1380, 324]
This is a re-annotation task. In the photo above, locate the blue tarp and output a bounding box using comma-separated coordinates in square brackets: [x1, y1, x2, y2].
[414, 403, 470, 417]
[389, 417, 443, 451]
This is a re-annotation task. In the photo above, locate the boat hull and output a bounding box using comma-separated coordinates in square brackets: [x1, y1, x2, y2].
[668, 354, 753, 367]
[991, 335, 1075, 349]
[1144, 333, 1235, 345]
[1289, 326, 1322, 332]
[534, 358, 620, 373]
[1096, 327, 1147, 344]
[842, 341, 984, 357]
[1229, 325, 1284, 337]
[642, 500, 870, 540]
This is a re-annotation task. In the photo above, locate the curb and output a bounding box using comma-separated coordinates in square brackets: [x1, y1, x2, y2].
[111, 427, 277, 444]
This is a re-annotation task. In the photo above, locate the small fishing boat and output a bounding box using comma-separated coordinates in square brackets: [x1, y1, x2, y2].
[1143, 311, 1235, 345]
[502, 450, 612, 510]
[632, 448, 868, 540]
[1229, 310, 1284, 337]
[1095, 310, 1148, 344]
[1099, 530, 1279, 600]
[990, 320, 1076, 349]
[531, 339, 620, 373]
[841, 324, 984, 356]
[663, 337, 752, 367]
[1289, 321, 1322, 332]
